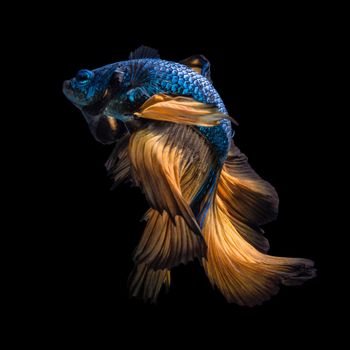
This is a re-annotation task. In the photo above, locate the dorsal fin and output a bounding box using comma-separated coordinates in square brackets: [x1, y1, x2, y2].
[129, 46, 160, 60]
[179, 55, 212, 81]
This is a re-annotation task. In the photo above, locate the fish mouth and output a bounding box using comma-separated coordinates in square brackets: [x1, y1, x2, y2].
[62, 80, 72, 97]
[62, 80, 80, 106]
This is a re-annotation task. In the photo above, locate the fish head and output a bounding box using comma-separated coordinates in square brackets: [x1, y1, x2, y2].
[63, 65, 121, 109]
[63, 64, 129, 144]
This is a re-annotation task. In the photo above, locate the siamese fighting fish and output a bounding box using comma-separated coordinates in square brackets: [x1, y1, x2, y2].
[63, 46, 315, 306]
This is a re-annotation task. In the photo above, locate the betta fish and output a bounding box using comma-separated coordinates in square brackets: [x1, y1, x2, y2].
[63, 46, 316, 306]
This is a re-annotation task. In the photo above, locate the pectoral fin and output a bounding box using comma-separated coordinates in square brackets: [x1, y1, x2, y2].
[82, 111, 127, 144]
[134, 94, 234, 126]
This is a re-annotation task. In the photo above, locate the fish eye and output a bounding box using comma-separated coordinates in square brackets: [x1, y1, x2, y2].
[76, 69, 93, 85]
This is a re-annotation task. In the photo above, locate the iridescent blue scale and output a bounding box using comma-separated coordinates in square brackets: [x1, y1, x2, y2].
[114, 58, 233, 160]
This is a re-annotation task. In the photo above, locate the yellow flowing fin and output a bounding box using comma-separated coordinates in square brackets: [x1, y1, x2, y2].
[133, 209, 207, 270]
[202, 156, 316, 306]
[217, 143, 280, 252]
[128, 123, 219, 300]
[128, 122, 216, 236]
[134, 93, 235, 126]
[223, 143, 279, 224]
[105, 134, 131, 186]
[128, 263, 170, 303]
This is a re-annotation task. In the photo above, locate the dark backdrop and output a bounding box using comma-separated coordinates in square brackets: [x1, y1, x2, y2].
[29, 7, 335, 342]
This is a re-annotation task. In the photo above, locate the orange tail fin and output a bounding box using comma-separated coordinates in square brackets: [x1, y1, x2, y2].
[202, 144, 316, 306]
[128, 263, 170, 303]
[127, 123, 218, 301]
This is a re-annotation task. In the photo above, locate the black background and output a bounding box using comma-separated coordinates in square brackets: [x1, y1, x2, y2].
[23, 5, 338, 343]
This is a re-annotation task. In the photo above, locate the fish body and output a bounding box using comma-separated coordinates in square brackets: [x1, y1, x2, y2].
[64, 54, 231, 160]
[63, 46, 315, 305]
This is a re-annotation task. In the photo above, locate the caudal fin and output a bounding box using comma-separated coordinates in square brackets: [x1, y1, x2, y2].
[202, 144, 316, 306]
[128, 263, 170, 303]
[127, 123, 217, 301]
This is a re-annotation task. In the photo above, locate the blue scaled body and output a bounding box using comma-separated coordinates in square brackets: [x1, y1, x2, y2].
[65, 57, 233, 161]
[115, 58, 233, 160]
[63, 47, 235, 162]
